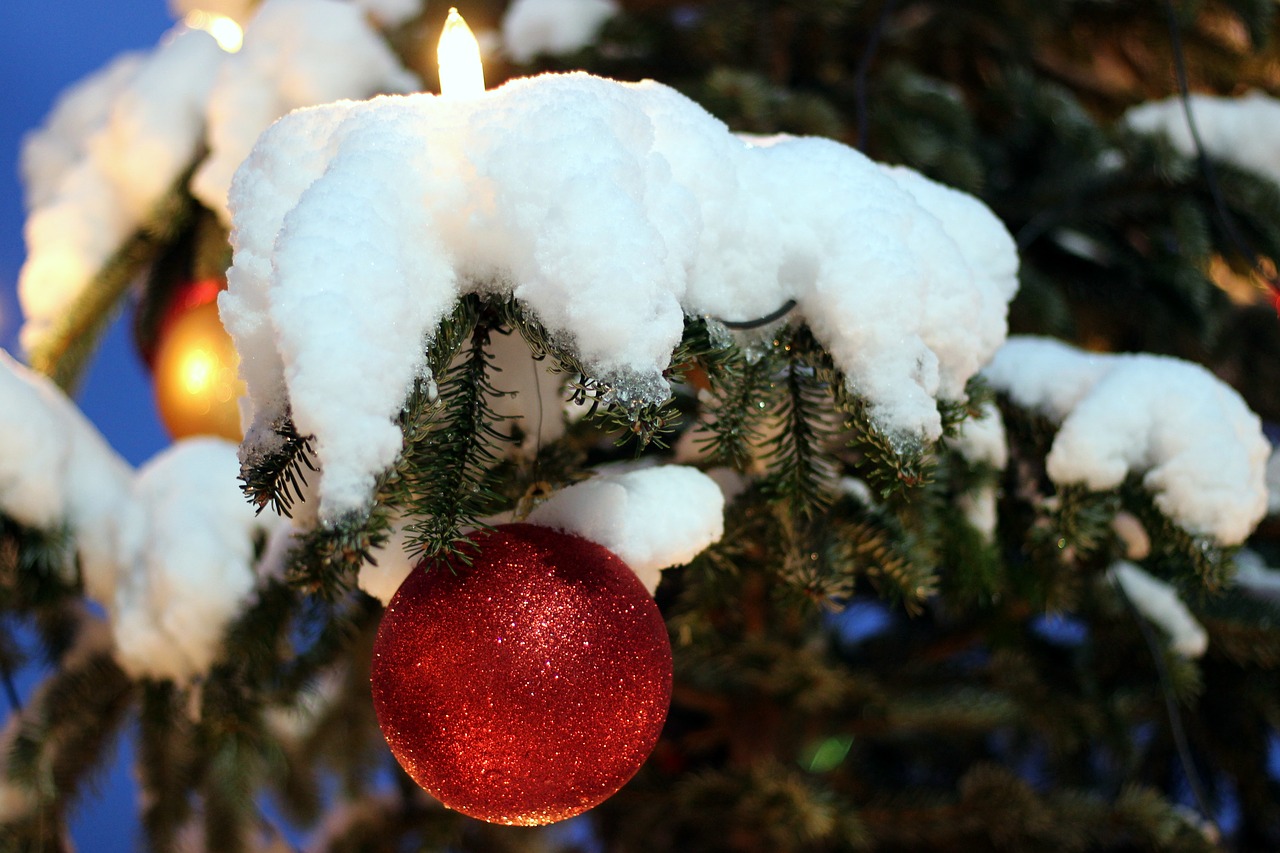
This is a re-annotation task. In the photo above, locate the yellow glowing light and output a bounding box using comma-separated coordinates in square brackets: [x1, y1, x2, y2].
[184, 10, 244, 53]
[438, 8, 485, 98]
[154, 300, 245, 441]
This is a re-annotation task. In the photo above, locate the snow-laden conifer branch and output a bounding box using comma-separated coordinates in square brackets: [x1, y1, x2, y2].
[759, 331, 839, 517]
[223, 72, 1018, 522]
[984, 336, 1269, 547]
[27, 176, 196, 391]
[402, 305, 517, 565]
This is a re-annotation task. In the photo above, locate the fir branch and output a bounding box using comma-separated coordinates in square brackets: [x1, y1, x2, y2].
[6, 645, 135, 828]
[502, 298, 681, 450]
[137, 681, 197, 852]
[27, 171, 197, 393]
[239, 412, 318, 519]
[759, 330, 839, 516]
[283, 298, 479, 594]
[695, 346, 779, 472]
[403, 303, 516, 564]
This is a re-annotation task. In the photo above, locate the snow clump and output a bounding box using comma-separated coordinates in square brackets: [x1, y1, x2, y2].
[527, 465, 725, 593]
[18, 0, 418, 356]
[192, 0, 420, 222]
[1124, 91, 1280, 189]
[502, 0, 620, 63]
[18, 30, 223, 353]
[1109, 561, 1208, 658]
[0, 353, 286, 681]
[222, 72, 1018, 521]
[984, 336, 1269, 546]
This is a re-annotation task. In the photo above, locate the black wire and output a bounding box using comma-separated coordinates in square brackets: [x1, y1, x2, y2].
[855, 0, 897, 151]
[1162, 0, 1280, 302]
[717, 299, 798, 330]
[1116, 580, 1217, 830]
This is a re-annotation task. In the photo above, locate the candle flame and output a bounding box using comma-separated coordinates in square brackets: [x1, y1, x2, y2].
[438, 8, 485, 98]
[183, 10, 244, 53]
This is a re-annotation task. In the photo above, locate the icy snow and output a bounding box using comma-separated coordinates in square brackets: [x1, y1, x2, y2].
[0, 352, 285, 681]
[192, 0, 420, 223]
[502, 0, 620, 63]
[223, 72, 1018, 520]
[984, 337, 1269, 546]
[1124, 91, 1280, 188]
[527, 465, 725, 593]
[1110, 561, 1208, 658]
[18, 29, 223, 354]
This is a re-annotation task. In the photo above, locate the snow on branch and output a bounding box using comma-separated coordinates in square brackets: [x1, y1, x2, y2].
[222, 72, 1018, 521]
[984, 336, 1270, 546]
[18, 0, 418, 359]
[502, 0, 620, 63]
[18, 30, 222, 354]
[527, 465, 725, 594]
[1124, 90, 1280, 189]
[0, 352, 287, 681]
[1110, 561, 1208, 658]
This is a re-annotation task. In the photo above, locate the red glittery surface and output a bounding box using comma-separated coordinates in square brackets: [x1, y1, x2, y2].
[370, 523, 673, 826]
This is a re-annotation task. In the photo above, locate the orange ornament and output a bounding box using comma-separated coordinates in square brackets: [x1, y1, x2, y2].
[152, 292, 245, 442]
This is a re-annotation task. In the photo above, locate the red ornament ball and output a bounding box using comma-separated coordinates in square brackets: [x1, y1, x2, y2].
[370, 523, 673, 826]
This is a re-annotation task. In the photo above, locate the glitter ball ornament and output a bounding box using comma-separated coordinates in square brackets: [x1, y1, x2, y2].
[370, 523, 673, 826]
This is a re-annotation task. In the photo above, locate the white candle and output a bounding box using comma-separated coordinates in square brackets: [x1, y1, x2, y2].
[438, 8, 485, 98]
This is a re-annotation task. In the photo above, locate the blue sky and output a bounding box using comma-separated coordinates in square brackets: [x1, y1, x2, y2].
[3, 3, 178, 849]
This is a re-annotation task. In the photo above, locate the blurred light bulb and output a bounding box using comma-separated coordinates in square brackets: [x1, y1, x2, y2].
[184, 10, 244, 53]
[154, 299, 245, 441]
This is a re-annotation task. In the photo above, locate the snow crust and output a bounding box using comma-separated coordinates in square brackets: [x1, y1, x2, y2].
[984, 337, 1269, 545]
[192, 0, 420, 223]
[502, 0, 620, 63]
[223, 72, 1018, 520]
[18, 0, 418, 355]
[1124, 91, 1280, 188]
[527, 465, 725, 593]
[0, 353, 284, 681]
[1109, 561, 1207, 658]
[18, 30, 223, 353]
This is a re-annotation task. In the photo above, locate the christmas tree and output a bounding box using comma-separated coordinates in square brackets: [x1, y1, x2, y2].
[5, 0, 1280, 850]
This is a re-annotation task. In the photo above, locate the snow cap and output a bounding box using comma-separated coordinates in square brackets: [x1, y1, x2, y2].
[0, 350, 134, 596]
[110, 438, 288, 681]
[1110, 561, 1207, 658]
[192, 0, 420, 222]
[223, 72, 1018, 521]
[1124, 90, 1280, 189]
[985, 336, 1270, 546]
[527, 465, 726, 594]
[502, 0, 620, 63]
